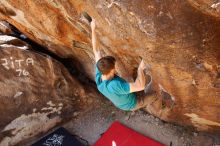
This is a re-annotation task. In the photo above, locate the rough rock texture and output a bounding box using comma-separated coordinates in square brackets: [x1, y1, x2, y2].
[0, 21, 12, 34]
[0, 0, 219, 133]
[0, 35, 87, 146]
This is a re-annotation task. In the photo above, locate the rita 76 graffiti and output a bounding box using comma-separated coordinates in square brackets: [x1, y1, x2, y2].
[1, 57, 34, 76]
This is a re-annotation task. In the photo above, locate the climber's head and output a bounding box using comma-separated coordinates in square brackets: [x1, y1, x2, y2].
[97, 56, 116, 75]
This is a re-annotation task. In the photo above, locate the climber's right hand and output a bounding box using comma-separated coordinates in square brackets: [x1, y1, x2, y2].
[91, 19, 96, 31]
[139, 59, 146, 70]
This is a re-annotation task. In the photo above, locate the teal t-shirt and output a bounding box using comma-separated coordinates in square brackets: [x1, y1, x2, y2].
[95, 64, 137, 110]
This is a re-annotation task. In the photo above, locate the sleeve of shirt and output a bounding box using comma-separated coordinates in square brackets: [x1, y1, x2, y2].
[95, 64, 102, 84]
[114, 79, 130, 94]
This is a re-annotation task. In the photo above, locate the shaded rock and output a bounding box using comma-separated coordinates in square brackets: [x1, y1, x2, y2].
[0, 35, 86, 146]
[0, 21, 12, 34]
[0, 0, 220, 133]
[0, 35, 29, 50]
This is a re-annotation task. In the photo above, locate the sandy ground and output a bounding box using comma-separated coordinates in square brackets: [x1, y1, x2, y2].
[63, 99, 220, 146]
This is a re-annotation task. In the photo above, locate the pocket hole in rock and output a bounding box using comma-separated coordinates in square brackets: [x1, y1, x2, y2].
[160, 87, 175, 109]
[81, 11, 92, 23]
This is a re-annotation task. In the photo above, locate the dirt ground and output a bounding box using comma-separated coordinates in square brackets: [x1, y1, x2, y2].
[63, 98, 220, 146]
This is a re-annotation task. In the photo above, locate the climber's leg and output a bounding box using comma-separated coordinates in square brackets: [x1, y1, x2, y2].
[131, 93, 157, 111]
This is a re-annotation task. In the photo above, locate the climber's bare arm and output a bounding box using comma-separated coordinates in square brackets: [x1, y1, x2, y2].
[129, 60, 146, 93]
[91, 19, 101, 62]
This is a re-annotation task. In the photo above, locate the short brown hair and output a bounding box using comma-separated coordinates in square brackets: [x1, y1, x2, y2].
[97, 56, 116, 75]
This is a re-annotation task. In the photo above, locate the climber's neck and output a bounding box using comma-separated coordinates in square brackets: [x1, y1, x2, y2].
[102, 73, 115, 81]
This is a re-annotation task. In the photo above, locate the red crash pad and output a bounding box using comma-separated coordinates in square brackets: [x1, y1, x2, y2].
[94, 121, 164, 146]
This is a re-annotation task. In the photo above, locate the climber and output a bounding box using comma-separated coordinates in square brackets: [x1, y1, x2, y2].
[91, 19, 154, 111]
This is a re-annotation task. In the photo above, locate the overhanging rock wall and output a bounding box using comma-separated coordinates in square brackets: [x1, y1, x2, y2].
[0, 0, 219, 133]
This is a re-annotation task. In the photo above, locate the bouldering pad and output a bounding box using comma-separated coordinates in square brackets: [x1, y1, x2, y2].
[94, 121, 164, 146]
[31, 127, 84, 146]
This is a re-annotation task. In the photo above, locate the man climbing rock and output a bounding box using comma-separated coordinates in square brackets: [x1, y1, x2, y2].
[91, 19, 154, 111]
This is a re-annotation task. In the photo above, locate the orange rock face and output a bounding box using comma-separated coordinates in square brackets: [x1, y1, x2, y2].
[0, 0, 220, 133]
